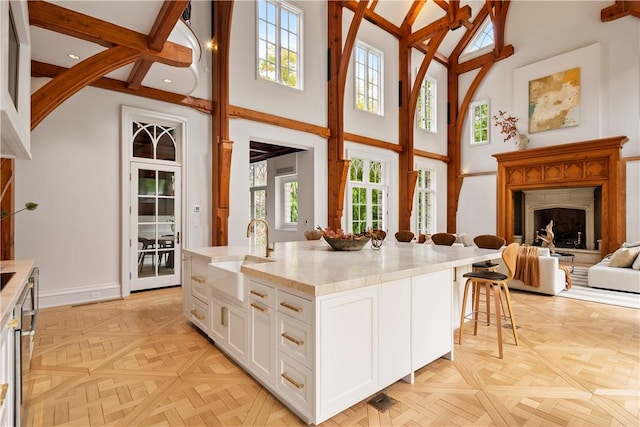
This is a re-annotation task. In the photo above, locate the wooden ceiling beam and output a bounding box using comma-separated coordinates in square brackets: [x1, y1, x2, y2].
[31, 60, 212, 113]
[340, 1, 401, 38]
[401, 1, 426, 29]
[31, 46, 141, 130]
[601, 1, 640, 21]
[28, 0, 192, 67]
[128, 0, 190, 89]
[407, 5, 471, 45]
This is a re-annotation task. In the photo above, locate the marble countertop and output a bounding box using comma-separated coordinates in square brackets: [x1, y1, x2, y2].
[185, 240, 500, 296]
[0, 259, 36, 326]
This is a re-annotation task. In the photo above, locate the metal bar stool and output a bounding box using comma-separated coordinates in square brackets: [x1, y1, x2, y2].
[458, 242, 520, 358]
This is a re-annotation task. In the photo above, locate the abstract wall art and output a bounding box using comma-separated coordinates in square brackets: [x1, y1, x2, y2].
[528, 67, 581, 133]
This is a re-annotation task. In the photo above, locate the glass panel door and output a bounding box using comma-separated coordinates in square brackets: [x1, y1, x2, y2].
[131, 163, 181, 291]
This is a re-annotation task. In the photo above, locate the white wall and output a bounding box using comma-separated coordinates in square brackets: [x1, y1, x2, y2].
[456, 1, 640, 242]
[16, 84, 211, 307]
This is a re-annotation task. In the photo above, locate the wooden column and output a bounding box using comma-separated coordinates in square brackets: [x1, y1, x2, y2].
[0, 159, 15, 260]
[211, 0, 234, 246]
[493, 136, 628, 257]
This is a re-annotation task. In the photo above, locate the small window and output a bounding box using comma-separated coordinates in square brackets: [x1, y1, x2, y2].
[347, 157, 387, 234]
[278, 175, 298, 229]
[257, 0, 302, 89]
[469, 99, 490, 145]
[132, 122, 177, 161]
[417, 76, 436, 132]
[415, 169, 435, 235]
[463, 20, 494, 55]
[249, 161, 268, 244]
[354, 42, 383, 115]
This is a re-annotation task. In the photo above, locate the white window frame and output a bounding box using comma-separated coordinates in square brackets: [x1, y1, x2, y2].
[354, 41, 384, 116]
[249, 161, 268, 244]
[256, 0, 303, 89]
[346, 154, 388, 234]
[416, 75, 437, 133]
[277, 174, 298, 230]
[460, 19, 495, 61]
[469, 98, 490, 146]
[414, 169, 436, 236]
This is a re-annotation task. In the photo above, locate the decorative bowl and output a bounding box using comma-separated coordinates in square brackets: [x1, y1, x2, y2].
[323, 235, 370, 251]
[304, 229, 323, 240]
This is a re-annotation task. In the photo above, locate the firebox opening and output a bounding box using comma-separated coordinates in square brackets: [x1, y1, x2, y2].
[534, 208, 586, 249]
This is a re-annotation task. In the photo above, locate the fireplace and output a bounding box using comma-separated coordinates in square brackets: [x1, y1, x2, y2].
[493, 136, 627, 257]
[520, 187, 600, 250]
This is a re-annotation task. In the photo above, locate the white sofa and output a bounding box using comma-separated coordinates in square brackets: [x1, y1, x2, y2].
[588, 258, 640, 294]
[497, 247, 567, 296]
[587, 242, 640, 293]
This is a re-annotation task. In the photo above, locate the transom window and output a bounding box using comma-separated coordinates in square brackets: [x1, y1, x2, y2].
[132, 122, 177, 161]
[347, 157, 387, 234]
[417, 76, 436, 132]
[469, 99, 490, 145]
[257, 0, 302, 89]
[354, 42, 383, 115]
[415, 169, 435, 235]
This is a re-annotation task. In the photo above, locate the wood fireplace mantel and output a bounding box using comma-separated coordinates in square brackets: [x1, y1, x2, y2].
[493, 136, 628, 257]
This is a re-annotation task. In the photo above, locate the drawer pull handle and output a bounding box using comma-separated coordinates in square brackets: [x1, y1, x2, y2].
[281, 372, 304, 389]
[192, 275, 206, 283]
[250, 303, 267, 312]
[280, 301, 302, 313]
[250, 290, 267, 299]
[0, 383, 7, 408]
[221, 306, 228, 326]
[281, 332, 304, 346]
[190, 309, 205, 321]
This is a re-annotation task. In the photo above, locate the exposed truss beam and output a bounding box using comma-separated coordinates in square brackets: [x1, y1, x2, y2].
[128, 0, 190, 89]
[601, 1, 640, 21]
[407, 5, 471, 45]
[28, 0, 192, 68]
[31, 61, 212, 113]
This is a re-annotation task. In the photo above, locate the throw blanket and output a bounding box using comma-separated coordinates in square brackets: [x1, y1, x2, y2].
[559, 265, 572, 289]
[514, 246, 541, 288]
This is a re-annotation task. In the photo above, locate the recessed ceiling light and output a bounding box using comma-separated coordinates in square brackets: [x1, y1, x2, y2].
[68, 53, 80, 60]
[163, 78, 172, 83]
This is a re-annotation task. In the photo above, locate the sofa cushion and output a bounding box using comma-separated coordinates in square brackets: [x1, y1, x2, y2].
[633, 253, 640, 270]
[608, 246, 640, 268]
[622, 241, 640, 248]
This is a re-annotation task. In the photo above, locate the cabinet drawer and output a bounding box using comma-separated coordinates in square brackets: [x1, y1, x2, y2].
[277, 290, 313, 325]
[277, 353, 313, 417]
[191, 261, 208, 302]
[190, 297, 209, 332]
[277, 312, 312, 368]
[248, 280, 276, 308]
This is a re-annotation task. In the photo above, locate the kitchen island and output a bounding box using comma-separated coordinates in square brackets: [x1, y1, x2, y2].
[182, 240, 499, 425]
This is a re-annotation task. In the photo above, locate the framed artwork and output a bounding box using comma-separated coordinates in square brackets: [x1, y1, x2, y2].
[528, 67, 581, 133]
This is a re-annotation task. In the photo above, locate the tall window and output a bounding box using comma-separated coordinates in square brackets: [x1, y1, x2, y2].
[257, 0, 302, 89]
[415, 169, 435, 236]
[417, 76, 436, 132]
[469, 99, 490, 145]
[278, 175, 298, 229]
[354, 42, 383, 115]
[249, 161, 267, 244]
[347, 158, 387, 234]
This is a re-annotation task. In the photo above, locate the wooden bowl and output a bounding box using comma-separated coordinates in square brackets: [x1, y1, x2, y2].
[304, 229, 323, 240]
[323, 235, 370, 251]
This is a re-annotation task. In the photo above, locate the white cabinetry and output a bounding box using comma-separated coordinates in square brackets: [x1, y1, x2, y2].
[411, 269, 453, 369]
[248, 280, 276, 384]
[0, 313, 16, 426]
[185, 256, 209, 334]
[210, 295, 248, 364]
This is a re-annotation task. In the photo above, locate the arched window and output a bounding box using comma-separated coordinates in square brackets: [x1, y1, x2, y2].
[132, 122, 177, 161]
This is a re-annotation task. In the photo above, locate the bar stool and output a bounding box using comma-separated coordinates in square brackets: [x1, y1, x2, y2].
[470, 235, 506, 327]
[431, 232, 456, 246]
[458, 242, 520, 358]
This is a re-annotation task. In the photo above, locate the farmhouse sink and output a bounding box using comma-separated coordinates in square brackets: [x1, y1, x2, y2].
[208, 255, 273, 303]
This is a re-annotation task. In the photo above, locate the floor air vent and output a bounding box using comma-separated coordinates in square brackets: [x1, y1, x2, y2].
[367, 392, 396, 412]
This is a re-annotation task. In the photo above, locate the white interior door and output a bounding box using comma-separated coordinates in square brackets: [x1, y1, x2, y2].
[130, 163, 182, 291]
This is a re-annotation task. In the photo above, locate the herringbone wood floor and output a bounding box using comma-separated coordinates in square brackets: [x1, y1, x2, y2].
[24, 286, 640, 426]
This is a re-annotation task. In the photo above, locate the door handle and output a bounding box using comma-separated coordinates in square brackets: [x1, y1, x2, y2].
[176, 232, 180, 244]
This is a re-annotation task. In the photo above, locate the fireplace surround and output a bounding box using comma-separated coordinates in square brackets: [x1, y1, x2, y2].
[493, 136, 627, 258]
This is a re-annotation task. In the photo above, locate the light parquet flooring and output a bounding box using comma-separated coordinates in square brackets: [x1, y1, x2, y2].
[24, 287, 640, 426]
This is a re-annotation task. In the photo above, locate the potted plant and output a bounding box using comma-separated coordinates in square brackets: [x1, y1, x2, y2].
[493, 110, 529, 150]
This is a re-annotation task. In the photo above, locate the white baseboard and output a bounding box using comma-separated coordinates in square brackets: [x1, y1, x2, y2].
[39, 282, 122, 308]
